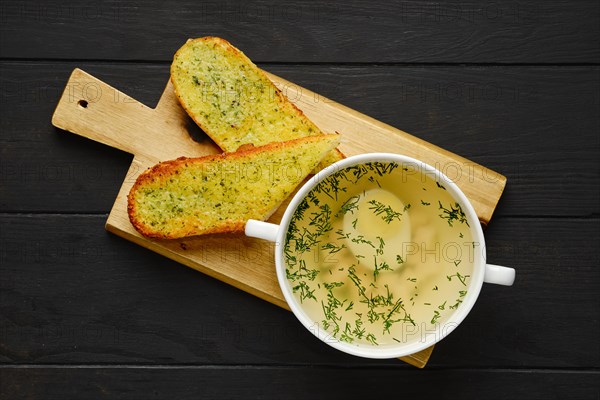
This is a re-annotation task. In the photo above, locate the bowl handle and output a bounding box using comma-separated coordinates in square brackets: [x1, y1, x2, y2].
[484, 264, 516, 286]
[245, 219, 280, 243]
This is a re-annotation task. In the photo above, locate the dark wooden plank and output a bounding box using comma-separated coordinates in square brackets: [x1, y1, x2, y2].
[1, 0, 598, 63]
[430, 215, 600, 367]
[1, 366, 598, 400]
[2, 62, 599, 216]
[1, 214, 598, 367]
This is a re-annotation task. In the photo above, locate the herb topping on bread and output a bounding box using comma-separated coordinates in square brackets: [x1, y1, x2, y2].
[128, 134, 340, 239]
[170, 37, 343, 166]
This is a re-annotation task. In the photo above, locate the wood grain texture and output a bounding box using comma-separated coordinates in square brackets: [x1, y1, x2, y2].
[1, 215, 597, 368]
[1, 367, 598, 400]
[1, 0, 599, 393]
[2, 62, 598, 216]
[1, 0, 598, 63]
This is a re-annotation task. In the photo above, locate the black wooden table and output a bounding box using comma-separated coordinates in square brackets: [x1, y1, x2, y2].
[1, 1, 599, 398]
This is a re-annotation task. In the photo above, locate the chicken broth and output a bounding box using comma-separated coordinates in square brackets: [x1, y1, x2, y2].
[283, 161, 475, 346]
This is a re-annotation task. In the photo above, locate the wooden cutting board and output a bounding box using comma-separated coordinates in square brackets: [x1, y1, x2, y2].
[52, 68, 506, 368]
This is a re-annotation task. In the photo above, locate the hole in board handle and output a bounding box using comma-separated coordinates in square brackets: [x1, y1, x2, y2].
[78, 100, 88, 109]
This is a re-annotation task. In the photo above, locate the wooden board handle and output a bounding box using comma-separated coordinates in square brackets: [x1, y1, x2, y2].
[51, 68, 155, 154]
[52, 69, 218, 163]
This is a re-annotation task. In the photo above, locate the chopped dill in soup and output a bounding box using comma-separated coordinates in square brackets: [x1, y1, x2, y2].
[284, 162, 475, 346]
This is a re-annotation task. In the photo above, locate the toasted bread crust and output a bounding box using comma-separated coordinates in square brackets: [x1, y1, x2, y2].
[127, 135, 339, 239]
[170, 37, 344, 163]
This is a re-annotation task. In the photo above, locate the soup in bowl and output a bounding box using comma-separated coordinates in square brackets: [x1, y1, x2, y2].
[246, 153, 515, 358]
